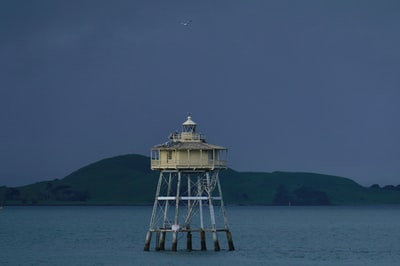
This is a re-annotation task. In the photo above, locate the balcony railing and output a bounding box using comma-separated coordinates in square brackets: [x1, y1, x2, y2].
[168, 132, 206, 142]
[151, 159, 227, 170]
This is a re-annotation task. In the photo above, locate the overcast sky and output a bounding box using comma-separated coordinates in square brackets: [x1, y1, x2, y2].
[1, 0, 399, 187]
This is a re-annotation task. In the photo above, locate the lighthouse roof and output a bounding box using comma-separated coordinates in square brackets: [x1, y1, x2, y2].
[153, 140, 226, 150]
[182, 115, 196, 126]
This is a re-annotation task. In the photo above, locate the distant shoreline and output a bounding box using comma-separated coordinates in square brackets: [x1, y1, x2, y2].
[1, 154, 399, 206]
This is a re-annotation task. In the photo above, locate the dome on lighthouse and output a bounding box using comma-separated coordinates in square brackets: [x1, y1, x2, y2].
[182, 115, 197, 133]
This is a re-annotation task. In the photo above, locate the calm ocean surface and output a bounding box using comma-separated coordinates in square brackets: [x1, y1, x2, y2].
[1, 205, 399, 266]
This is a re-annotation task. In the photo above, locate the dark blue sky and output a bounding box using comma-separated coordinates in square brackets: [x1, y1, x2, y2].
[1, 0, 399, 186]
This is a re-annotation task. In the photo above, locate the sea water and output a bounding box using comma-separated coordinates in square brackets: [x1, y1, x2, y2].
[1, 205, 399, 265]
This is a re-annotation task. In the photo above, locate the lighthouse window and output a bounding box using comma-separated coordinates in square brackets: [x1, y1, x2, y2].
[208, 150, 214, 161]
[152, 150, 159, 160]
[183, 125, 196, 133]
[167, 150, 173, 160]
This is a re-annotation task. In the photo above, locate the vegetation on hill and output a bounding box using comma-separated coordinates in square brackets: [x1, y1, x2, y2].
[219, 170, 400, 205]
[1, 154, 399, 205]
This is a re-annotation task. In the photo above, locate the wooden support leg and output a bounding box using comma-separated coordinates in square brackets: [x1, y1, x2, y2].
[226, 230, 235, 251]
[212, 231, 220, 251]
[144, 231, 152, 251]
[159, 231, 166, 251]
[172, 231, 178, 251]
[187, 231, 192, 251]
[200, 230, 207, 251]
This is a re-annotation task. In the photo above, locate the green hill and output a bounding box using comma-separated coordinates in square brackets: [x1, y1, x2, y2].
[220, 170, 400, 205]
[1, 154, 400, 205]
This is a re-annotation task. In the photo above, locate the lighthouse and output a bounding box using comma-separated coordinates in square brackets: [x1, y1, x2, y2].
[144, 115, 234, 251]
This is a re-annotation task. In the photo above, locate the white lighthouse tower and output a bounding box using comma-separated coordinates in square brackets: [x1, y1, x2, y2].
[144, 115, 234, 251]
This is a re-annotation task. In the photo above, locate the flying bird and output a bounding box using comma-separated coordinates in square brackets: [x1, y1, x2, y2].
[180, 19, 192, 26]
